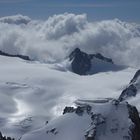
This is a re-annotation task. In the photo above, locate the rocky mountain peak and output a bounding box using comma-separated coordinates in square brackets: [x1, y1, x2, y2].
[69, 48, 114, 75]
[130, 69, 140, 84]
[69, 48, 92, 75]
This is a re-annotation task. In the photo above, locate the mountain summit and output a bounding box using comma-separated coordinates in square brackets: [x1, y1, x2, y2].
[69, 48, 120, 75]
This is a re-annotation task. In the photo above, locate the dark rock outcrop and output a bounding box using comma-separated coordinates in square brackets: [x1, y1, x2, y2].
[93, 53, 113, 64]
[63, 105, 92, 116]
[0, 132, 14, 140]
[130, 69, 140, 83]
[85, 113, 105, 140]
[0, 50, 30, 61]
[118, 70, 140, 139]
[69, 48, 92, 75]
[46, 128, 58, 135]
[127, 104, 140, 140]
[84, 102, 140, 140]
[63, 106, 75, 114]
[119, 84, 137, 101]
[69, 48, 113, 75]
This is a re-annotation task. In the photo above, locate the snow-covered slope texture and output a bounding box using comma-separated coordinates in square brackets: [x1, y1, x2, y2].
[0, 14, 140, 67]
[21, 100, 140, 140]
[119, 69, 140, 110]
[69, 48, 124, 75]
[0, 54, 136, 139]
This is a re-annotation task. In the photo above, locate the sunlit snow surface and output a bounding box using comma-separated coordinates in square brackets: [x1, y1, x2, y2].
[21, 100, 132, 140]
[0, 55, 137, 139]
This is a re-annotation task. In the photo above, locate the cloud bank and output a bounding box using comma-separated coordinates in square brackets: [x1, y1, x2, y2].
[0, 14, 31, 24]
[0, 13, 140, 67]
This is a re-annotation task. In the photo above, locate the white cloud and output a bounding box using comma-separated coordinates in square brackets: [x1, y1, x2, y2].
[0, 14, 31, 24]
[41, 13, 87, 39]
[0, 13, 140, 67]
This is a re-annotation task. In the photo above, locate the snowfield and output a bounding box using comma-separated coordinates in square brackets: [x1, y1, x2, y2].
[0, 55, 137, 139]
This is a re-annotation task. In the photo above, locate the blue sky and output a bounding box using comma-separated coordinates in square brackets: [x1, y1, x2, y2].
[0, 0, 140, 22]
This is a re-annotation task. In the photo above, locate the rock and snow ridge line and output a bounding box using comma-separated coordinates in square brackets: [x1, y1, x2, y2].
[119, 69, 140, 101]
[0, 47, 139, 139]
[68, 48, 127, 75]
[19, 59, 140, 140]
[0, 47, 123, 75]
[0, 50, 31, 61]
[21, 99, 140, 140]
[69, 48, 114, 75]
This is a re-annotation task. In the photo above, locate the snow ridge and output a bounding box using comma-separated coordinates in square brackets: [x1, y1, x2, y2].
[21, 99, 140, 140]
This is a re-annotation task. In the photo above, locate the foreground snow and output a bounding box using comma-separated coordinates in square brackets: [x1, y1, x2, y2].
[21, 100, 135, 140]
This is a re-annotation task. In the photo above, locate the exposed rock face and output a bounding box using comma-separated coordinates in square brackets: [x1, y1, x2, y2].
[130, 70, 140, 83]
[118, 68, 140, 139]
[0, 132, 15, 140]
[63, 105, 92, 116]
[0, 50, 30, 61]
[119, 85, 137, 101]
[118, 69, 140, 101]
[69, 48, 92, 75]
[93, 53, 113, 64]
[63, 106, 75, 114]
[85, 113, 105, 140]
[69, 48, 113, 75]
[127, 104, 140, 140]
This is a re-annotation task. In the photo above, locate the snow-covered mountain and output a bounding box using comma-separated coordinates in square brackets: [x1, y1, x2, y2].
[119, 69, 140, 101]
[21, 99, 140, 140]
[0, 50, 138, 140]
[118, 69, 140, 111]
[1, 13, 140, 140]
[69, 48, 124, 75]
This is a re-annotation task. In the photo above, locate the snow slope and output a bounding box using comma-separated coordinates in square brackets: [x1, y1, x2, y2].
[119, 69, 140, 111]
[21, 100, 135, 140]
[0, 54, 137, 139]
